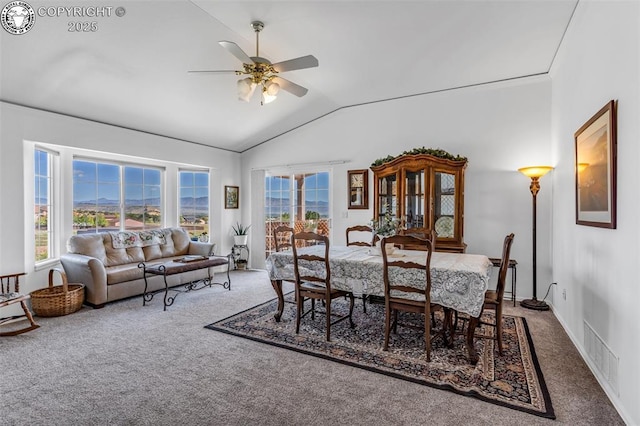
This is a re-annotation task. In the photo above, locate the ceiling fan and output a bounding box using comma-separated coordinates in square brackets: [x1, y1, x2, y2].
[189, 21, 318, 105]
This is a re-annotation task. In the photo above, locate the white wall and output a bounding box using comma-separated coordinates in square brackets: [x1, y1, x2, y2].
[0, 102, 242, 293]
[242, 76, 555, 305]
[549, 1, 639, 424]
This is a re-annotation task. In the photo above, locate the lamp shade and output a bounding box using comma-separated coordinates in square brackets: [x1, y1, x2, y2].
[518, 166, 553, 178]
[265, 80, 280, 96]
[261, 81, 279, 105]
[237, 77, 257, 102]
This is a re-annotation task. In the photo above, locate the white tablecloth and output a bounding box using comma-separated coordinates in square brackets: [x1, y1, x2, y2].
[266, 245, 492, 317]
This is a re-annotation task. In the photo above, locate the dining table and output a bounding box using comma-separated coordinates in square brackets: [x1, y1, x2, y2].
[266, 245, 493, 364]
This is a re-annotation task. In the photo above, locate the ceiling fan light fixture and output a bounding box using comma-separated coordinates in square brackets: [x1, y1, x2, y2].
[265, 80, 280, 96]
[237, 77, 257, 102]
[261, 85, 278, 105]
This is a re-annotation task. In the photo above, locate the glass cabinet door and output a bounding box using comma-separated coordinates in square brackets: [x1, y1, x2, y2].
[404, 169, 424, 228]
[433, 171, 456, 238]
[378, 174, 397, 217]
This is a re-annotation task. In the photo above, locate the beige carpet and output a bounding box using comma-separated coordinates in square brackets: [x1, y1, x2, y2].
[0, 269, 624, 425]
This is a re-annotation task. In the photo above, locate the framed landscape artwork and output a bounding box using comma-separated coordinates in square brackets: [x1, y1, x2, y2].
[347, 169, 368, 209]
[225, 185, 239, 209]
[575, 100, 617, 228]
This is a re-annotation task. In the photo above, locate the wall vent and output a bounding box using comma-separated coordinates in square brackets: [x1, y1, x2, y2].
[583, 320, 619, 395]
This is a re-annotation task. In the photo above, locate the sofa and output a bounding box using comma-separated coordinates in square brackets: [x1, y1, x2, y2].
[60, 227, 218, 308]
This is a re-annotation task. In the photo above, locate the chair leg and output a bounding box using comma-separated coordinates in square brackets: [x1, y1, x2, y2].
[325, 296, 331, 342]
[383, 303, 391, 351]
[362, 293, 367, 313]
[348, 293, 355, 328]
[295, 289, 302, 334]
[0, 301, 40, 337]
[496, 305, 503, 355]
[425, 304, 431, 362]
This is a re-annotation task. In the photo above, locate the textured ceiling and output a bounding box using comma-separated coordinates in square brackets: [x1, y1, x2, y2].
[0, 0, 578, 152]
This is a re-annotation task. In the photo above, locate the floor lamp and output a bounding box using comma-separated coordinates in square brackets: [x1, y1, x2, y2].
[518, 166, 553, 311]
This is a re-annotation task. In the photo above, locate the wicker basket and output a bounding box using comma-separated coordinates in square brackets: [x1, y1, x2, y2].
[30, 269, 85, 317]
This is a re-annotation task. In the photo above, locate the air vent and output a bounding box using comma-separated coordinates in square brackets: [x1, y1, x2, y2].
[584, 320, 619, 395]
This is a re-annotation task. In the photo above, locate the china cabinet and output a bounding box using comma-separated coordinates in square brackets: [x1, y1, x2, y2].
[371, 153, 467, 252]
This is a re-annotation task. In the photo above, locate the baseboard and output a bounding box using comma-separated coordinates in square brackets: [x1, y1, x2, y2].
[548, 302, 632, 425]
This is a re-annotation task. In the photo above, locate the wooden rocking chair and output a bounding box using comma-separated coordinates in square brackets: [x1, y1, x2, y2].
[0, 272, 40, 336]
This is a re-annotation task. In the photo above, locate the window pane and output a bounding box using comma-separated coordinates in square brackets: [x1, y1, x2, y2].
[194, 172, 208, 187]
[179, 170, 209, 239]
[98, 163, 119, 183]
[74, 160, 96, 182]
[124, 167, 143, 184]
[180, 172, 194, 187]
[34, 149, 53, 262]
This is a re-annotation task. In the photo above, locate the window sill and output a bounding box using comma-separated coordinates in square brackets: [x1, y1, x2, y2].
[34, 258, 60, 272]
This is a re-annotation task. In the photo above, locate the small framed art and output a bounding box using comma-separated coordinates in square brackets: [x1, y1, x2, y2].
[347, 169, 368, 209]
[575, 100, 617, 228]
[225, 185, 239, 209]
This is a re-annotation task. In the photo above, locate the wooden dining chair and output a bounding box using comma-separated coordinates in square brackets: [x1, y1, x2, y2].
[292, 231, 355, 341]
[0, 272, 40, 336]
[345, 225, 376, 247]
[456, 233, 515, 355]
[346, 224, 377, 313]
[273, 225, 294, 252]
[381, 234, 435, 361]
[477, 233, 515, 354]
[399, 227, 436, 250]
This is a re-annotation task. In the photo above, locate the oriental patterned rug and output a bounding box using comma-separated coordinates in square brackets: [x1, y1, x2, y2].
[206, 295, 555, 419]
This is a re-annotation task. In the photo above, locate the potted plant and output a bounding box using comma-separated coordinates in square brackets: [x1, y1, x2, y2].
[236, 258, 248, 270]
[232, 222, 251, 246]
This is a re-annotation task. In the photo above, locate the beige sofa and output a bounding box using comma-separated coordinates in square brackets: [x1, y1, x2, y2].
[60, 227, 217, 308]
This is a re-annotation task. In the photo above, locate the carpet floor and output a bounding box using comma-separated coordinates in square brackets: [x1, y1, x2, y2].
[207, 294, 554, 419]
[0, 269, 625, 425]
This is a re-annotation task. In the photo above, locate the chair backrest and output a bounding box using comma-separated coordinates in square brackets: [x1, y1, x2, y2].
[345, 225, 375, 247]
[398, 228, 437, 251]
[292, 231, 331, 290]
[273, 225, 294, 252]
[495, 233, 515, 300]
[381, 235, 433, 300]
[0, 272, 25, 294]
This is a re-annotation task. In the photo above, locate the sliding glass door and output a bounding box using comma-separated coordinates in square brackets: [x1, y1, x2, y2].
[265, 171, 330, 257]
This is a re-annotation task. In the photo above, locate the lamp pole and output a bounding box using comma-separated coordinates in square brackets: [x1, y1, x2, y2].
[518, 166, 553, 311]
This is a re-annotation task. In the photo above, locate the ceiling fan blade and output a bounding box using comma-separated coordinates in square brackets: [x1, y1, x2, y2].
[187, 70, 238, 74]
[272, 55, 318, 73]
[219, 41, 254, 64]
[272, 76, 308, 97]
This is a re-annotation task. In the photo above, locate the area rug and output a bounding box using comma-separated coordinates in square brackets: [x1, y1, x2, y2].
[206, 295, 555, 419]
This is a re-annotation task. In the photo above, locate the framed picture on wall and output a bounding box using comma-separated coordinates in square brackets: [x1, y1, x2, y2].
[225, 185, 239, 209]
[575, 100, 617, 228]
[347, 169, 368, 209]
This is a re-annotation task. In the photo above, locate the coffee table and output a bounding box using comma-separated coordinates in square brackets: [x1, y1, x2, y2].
[139, 255, 231, 310]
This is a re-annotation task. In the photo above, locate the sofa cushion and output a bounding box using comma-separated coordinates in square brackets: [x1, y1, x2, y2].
[105, 263, 145, 285]
[66, 233, 107, 263]
[104, 234, 145, 267]
[143, 244, 163, 261]
[156, 228, 190, 258]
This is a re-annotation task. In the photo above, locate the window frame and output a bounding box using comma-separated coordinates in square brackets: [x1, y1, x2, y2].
[72, 156, 165, 233]
[33, 147, 59, 266]
[178, 168, 210, 240]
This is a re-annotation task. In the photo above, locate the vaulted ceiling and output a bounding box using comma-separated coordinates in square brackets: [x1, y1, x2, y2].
[0, 0, 578, 153]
